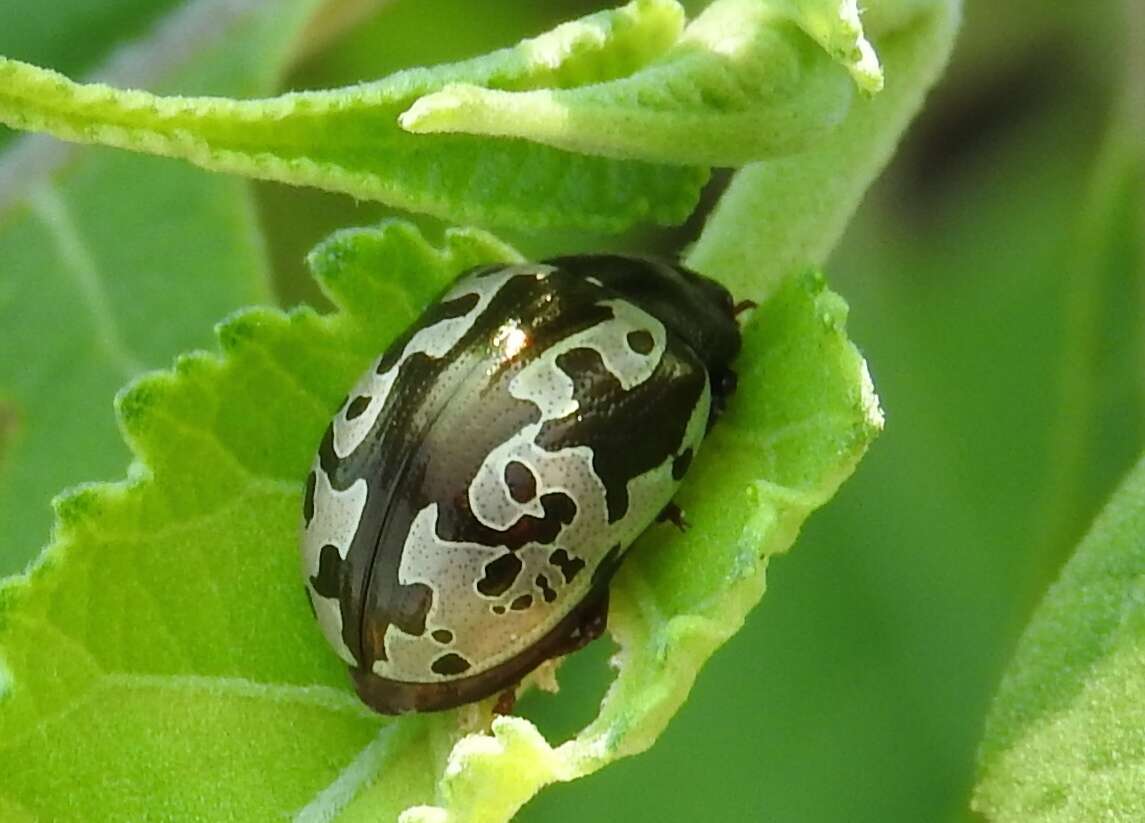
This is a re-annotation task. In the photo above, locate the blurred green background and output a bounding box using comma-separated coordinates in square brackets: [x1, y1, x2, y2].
[1, 1, 1141, 821]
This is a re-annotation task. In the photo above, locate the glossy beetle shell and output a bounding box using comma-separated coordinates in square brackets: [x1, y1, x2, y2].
[300, 255, 741, 713]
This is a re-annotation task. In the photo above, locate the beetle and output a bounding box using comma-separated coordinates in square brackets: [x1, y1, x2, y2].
[300, 254, 742, 714]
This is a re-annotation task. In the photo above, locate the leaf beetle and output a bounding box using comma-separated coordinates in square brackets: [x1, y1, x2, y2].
[300, 254, 743, 713]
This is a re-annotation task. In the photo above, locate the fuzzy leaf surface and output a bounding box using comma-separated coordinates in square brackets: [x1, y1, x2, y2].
[0, 0, 324, 575]
[973, 453, 1145, 822]
[399, 0, 877, 165]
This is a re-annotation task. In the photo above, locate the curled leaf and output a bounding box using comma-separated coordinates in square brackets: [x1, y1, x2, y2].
[0, 0, 704, 232]
[399, 0, 871, 165]
[686, 0, 961, 299]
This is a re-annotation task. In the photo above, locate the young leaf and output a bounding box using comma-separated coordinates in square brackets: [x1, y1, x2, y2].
[0, 222, 880, 821]
[0, 0, 324, 576]
[0, 0, 706, 232]
[399, 0, 869, 166]
[972, 452, 1145, 822]
[687, 0, 962, 299]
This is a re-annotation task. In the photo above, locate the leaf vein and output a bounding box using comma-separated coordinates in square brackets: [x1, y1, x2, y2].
[26, 184, 146, 380]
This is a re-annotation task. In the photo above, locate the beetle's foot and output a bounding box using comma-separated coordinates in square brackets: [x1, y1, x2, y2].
[552, 590, 609, 657]
[657, 502, 689, 532]
[492, 687, 518, 716]
[733, 299, 758, 317]
[707, 369, 738, 429]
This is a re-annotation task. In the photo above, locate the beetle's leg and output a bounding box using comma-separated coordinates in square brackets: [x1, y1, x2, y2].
[657, 502, 689, 532]
[492, 687, 518, 716]
[551, 590, 609, 658]
[708, 368, 738, 428]
[733, 299, 758, 317]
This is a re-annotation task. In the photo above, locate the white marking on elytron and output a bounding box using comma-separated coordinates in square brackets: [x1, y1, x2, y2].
[374, 369, 713, 683]
[508, 298, 666, 420]
[586, 276, 604, 287]
[302, 466, 368, 565]
[379, 504, 503, 681]
[331, 266, 524, 459]
[468, 424, 596, 530]
[300, 466, 367, 666]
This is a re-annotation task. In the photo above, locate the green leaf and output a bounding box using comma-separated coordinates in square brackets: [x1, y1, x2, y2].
[399, 0, 872, 166]
[0, 0, 706, 232]
[0, 222, 880, 820]
[973, 40, 1145, 821]
[972, 452, 1145, 821]
[0, 0, 324, 576]
[686, 0, 961, 298]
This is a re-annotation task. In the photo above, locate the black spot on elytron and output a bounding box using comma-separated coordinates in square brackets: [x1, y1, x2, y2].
[626, 329, 655, 354]
[549, 548, 586, 583]
[510, 594, 533, 611]
[316, 424, 339, 476]
[477, 553, 523, 597]
[672, 448, 694, 481]
[437, 490, 577, 551]
[504, 460, 537, 503]
[431, 653, 472, 676]
[345, 395, 372, 420]
[360, 581, 432, 664]
[541, 492, 577, 526]
[309, 544, 342, 599]
[303, 471, 317, 526]
[492, 605, 506, 615]
[537, 346, 705, 523]
[536, 574, 557, 604]
[431, 629, 454, 644]
[375, 291, 481, 376]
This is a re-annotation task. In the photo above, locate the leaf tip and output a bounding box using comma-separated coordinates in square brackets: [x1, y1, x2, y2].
[858, 358, 885, 432]
[217, 307, 281, 354]
[307, 220, 432, 288]
[115, 373, 168, 435]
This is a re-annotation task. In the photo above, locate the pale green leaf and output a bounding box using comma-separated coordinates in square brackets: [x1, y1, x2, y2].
[399, 0, 871, 165]
[972, 452, 1145, 822]
[0, 0, 706, 232]
[0, 222, 879, 821]
[686, 0, 961, 298]
[0, 0, 325, 576]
